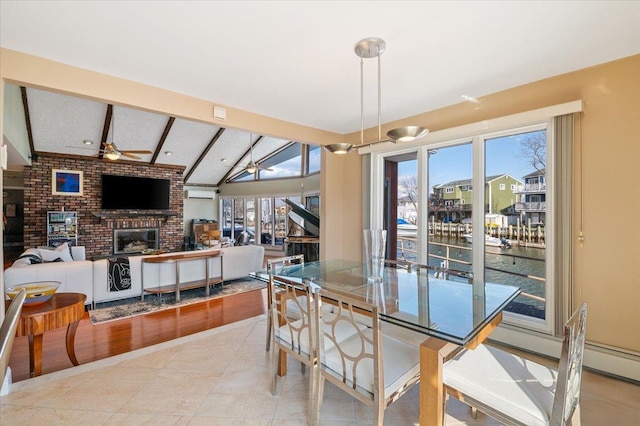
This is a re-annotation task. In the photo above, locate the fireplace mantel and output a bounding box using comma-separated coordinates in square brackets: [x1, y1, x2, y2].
[93, 212, 179, 220]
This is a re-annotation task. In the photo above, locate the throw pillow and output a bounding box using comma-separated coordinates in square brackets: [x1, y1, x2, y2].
[14, 249, 44, 265]
[38, 242, 74, 262]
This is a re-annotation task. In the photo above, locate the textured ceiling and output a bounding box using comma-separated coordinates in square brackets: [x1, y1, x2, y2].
[2, 1, 639, 184]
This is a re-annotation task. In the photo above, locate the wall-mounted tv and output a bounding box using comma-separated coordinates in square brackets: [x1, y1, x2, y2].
[101, 174, 171, 210]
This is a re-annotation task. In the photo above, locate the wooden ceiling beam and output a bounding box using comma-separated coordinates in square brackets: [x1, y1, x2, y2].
[98, 104, 113, 160]
[216, 135, 263, 187]
[150, 116, 175, 164]
[19, 87, 37, 161]
[184, 127, 226, 184]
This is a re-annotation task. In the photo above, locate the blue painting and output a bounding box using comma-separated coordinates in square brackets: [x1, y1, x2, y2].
[52, 169, 83, 195]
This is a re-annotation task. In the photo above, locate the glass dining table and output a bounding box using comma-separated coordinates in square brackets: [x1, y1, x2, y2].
[253, 259, 521, 425]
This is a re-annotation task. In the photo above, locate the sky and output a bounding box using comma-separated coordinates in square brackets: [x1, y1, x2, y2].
[398, 130, 545, 191]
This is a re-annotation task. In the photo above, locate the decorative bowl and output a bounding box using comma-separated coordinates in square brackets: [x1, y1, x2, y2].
[5, 281, 61, 306]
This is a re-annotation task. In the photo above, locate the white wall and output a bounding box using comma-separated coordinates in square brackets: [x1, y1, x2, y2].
[183, 186, 218, 237]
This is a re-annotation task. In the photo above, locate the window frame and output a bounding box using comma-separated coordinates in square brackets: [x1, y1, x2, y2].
[367, 121, 557, 334]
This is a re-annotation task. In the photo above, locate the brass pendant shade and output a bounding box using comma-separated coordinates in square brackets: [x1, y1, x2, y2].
[386, 126, 429, 143]
[323, 143, 355, 155]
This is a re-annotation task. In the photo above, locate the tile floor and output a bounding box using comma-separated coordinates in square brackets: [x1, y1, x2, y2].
[1, 315, 638, 425]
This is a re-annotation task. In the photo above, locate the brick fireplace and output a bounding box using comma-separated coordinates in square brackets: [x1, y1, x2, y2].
[23, 154, 185, 259]
[113, 227, 160, 254]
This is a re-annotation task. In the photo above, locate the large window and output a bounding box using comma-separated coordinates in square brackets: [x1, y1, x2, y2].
[222, 195, 306, 248]
[372, 121, 555, 332]
[228, 142, 320, 183]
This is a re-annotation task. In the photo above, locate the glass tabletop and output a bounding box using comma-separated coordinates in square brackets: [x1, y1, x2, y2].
[253, 259, 521, 345]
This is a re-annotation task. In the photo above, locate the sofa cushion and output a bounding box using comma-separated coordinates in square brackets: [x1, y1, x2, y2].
[38, 242, 74, 262]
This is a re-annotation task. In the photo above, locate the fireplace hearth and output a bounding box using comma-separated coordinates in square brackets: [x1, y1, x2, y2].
[113, 228, 159, 254]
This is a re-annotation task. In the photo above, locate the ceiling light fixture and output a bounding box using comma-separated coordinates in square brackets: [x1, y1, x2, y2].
[83, 139, 93, 145]
[324, 37, 428, 155]
[164, 150, 172, 156]
[104, 151, 120, 161]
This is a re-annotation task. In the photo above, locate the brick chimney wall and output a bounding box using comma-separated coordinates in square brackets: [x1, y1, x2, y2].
[24, 154, 185, 259]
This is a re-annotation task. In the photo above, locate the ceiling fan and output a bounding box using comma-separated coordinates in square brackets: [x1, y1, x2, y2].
[239, 134, 272, 173]
[102, 142, 152, 161]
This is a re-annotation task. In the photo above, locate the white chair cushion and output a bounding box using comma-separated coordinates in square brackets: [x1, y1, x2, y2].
[444, 344, 557, 426]
[321, 329, 420, 399]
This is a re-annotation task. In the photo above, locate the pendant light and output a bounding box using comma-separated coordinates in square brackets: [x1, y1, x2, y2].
[324, 37, 428, 155]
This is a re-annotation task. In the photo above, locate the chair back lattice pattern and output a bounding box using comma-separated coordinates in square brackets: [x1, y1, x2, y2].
[270, 276, 315, 361]
[267, 254, 305, 273]
[316, 291, 381, 402]
[264, 254, 305, 352]
[551, 302, 588, 425]
[443, 302, 588, 426]
[1, 288, 27, 385]
[313, 289, 421, 425]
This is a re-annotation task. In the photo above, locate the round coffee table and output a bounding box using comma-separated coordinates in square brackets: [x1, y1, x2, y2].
[9, 292, 86, 377]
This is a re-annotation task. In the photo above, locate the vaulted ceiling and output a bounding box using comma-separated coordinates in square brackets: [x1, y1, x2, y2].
[2, 2, 639, 186]
[19, 85, 294, 186]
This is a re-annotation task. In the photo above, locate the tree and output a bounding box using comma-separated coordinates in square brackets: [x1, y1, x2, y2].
[398, 174, 418, 223]
[520, 132, 546, 172]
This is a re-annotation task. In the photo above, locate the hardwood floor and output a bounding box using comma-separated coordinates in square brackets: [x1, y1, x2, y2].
[8, 287, 267, 383]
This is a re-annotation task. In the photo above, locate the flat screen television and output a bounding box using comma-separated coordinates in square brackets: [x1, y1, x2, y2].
[101, 174, 170, 210]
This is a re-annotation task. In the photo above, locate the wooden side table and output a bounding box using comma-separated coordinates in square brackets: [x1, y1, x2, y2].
[9, 292, 86, 377]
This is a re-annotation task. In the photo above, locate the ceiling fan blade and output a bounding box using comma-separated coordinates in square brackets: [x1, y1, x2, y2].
[65, 145, 98, 151]
[257, 164, 273, 171]
[121, 149, 152, 154]
[121, 152, 142, 160]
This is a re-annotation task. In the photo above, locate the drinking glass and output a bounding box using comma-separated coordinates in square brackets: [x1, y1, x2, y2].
[363, 229, 387, 280]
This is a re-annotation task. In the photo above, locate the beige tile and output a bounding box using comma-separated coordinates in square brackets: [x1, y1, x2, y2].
[194, 391, 278, 419]
[103, 412, 186, 425]
[118, 369, 215, 416]
[47, 378, 146, 411]
[0, 405, 113, 426]
[189, 417, 271, 426]
[210, 368, 273, 395]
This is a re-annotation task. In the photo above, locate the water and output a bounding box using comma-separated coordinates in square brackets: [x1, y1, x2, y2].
[397, 236, 546, 318]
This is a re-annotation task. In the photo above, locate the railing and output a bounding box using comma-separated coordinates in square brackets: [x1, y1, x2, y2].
[396, 236, 546, 303]
[515, 201, 546, 211]
[424, 222, 545, 245]
[514, 183, 546, 193]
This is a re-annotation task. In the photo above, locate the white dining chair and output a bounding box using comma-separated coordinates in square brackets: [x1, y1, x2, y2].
[1, 288, 27, 386]
[443, 302, 588, 426]
[312, 288, 421, 426]
[265, 254, 305, 352]
[269, 275, 316, 422]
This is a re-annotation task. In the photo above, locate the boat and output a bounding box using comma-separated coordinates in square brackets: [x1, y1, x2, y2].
[397, 218, 417, 237]
[463, 234, 512, 248]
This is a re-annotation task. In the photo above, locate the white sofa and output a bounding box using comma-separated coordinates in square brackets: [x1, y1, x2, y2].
[92, 245, 265, 304]
[4, 246, 94, 304]
[4, 245, 265, 306]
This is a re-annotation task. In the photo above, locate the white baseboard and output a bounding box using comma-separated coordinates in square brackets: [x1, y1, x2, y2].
[491, 325, 640, 382]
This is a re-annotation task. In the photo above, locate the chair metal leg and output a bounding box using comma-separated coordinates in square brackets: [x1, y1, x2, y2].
[313, 374, 325, 426]
[271, 343, 280, 395]
[265, 313, 272, 352]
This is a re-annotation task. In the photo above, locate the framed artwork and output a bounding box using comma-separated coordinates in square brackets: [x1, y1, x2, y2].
[5, 203, 16, 217]
[52, 169, 83, 196]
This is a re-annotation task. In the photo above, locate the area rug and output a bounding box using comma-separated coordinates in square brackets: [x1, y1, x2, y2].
[89, 278, 265, 325]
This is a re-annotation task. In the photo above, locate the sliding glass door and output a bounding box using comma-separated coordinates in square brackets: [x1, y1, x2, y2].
[372, 122, 552, 330]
